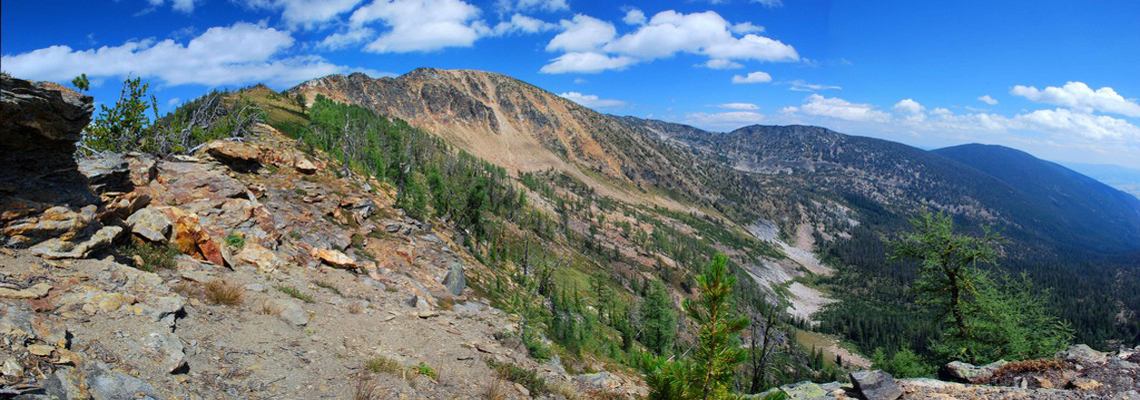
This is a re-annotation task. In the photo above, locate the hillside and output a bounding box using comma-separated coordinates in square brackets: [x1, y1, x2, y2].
[934, 143, 1140, 252]
[287, 69, 711, 213]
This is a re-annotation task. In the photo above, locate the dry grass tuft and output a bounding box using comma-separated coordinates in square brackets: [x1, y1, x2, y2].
[365, 355, 402, 375]
[349, 301, 365, 314]
[354, 373, 383, 400]
[260, 301, 285, 316]
[438, 296, 455, 311]
[204, 280, 244, 306]
[481, 379, 509, 400]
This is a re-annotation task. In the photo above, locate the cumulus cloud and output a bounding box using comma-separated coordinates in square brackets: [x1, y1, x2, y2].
[490, 14, 559, 35]
[731, 71, 771, 84]
[0, 22, 370, 87]
[1013, 108, 1140, 140]
[1011, 81, 1140, 117]
[559, 92, 626, 108]
[540, 52, 637, 74]
[718, 103, 759, 110]
[978, 95, 998, 105]
[317, 27, 376, 50]
[546, 14, 617, 53]
[350, 0, 483, 53]
[893, 98, 926, 123]
[541, 10, 798, 74]
[784, 94, 890, 122]
[242, 0, 363, 30]
[623, 9, 647, 25]
[685, 111, 765, 129]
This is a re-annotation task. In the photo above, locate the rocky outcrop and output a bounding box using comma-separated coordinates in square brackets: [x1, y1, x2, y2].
[757, 345, 1140, 399]
[0, 75, 96, 207]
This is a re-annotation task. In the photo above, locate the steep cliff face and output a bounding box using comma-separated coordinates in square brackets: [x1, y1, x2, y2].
[288, 69, 706, 210]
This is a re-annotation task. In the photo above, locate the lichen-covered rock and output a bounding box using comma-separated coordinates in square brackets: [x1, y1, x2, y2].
[942, 360, 1008, 383]
[1058, 344, 1108, 366]
[850, 370, 902, 400]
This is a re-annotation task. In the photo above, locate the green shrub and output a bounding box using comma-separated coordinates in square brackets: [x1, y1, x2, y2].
[487, 360, 547, 396]
[224, 232, 245, 249]
[410, 362, 438, 380]
[276, 285, 314, 303]
[121, 240, 179, 272]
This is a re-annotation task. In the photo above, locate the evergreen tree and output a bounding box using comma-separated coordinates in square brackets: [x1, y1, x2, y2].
[890, 211, 1072, 364]
[640, 280, 677, 355]
[71, 73, 89, 92]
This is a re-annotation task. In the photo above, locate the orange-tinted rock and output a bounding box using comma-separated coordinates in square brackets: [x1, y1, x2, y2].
[311, 248, 357, 269]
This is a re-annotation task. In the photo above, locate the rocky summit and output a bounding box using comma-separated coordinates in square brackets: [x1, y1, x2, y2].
[0, 74, 647, 399]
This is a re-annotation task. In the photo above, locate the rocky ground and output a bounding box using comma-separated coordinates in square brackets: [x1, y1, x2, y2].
[753, 344, 1140, 399]
[0, 75, 642, 399]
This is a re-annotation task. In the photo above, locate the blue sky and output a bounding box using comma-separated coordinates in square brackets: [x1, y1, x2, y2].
[3, 0, 1139, 168]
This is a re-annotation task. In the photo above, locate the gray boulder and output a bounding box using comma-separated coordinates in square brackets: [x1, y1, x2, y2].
[850, 370, 903, 400]
[442, 261, 466, 296]
[78, 152, 131, 194]
[1058, 344, 1108, 365]
[941, 360, 1007, 383]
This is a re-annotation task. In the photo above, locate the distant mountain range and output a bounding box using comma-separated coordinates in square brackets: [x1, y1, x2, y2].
[289, 68, 1140, 259]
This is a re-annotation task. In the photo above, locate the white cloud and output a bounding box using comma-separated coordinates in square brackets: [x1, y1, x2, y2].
[540, 52, 637, 74]
[494, 0, 568, 13]
[242, 0, 363, 30]
[783, 80, 841, 92]
[350, 0, 483, 53]
[623, 9, 647, 26]
[317, 27, 376, 50]
[603, 11, 797, 61]
[893, 98, 924, 114]
[785, 94, 890, 122]
[0, 22, 367, 87]
[730, 22, 764, 34]
[718, 103, 759, 110]
[546, 14, 616, 53]
[559, 92, 626, 108]
[753, 0, 783, 7]
[1013, 108, 1140, 140]
[542, 10, 797, 74]
[490, 14, 558, 35]
[893, 98, 926, 123]
[573, 77, 586, 84]
[978, 95, 998, 105]
[685, 111, 765, 129]
[701, 59, 743, 69]
[1011, 81, 1140, 117]
[731, 71, 771, 84]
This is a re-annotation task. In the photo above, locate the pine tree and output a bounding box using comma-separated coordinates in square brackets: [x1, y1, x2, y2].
[640, 280, 676, 355]
[685, 253, 749, 399]
[890, 211, 1072, 364]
